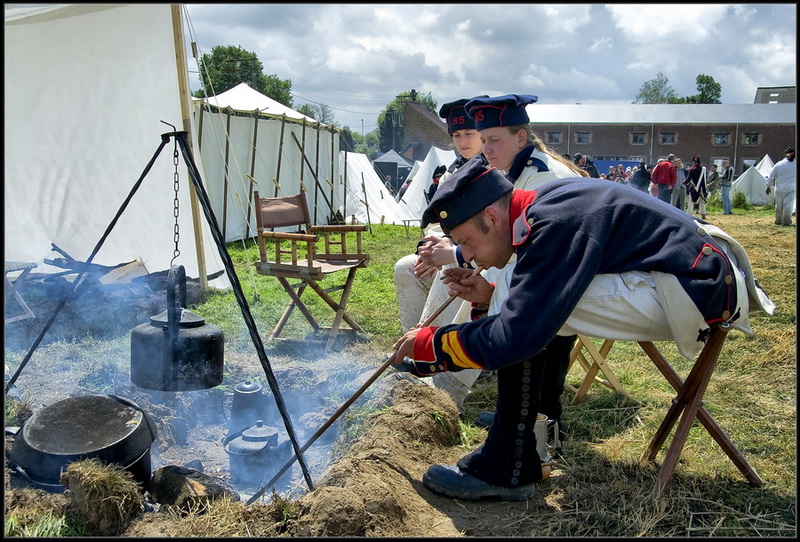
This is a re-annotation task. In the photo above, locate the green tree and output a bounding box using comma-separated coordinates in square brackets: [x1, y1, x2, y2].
[194, 45, 293, 107]
[632, 72, 677, 104]
[692, 74, 722, 104]
[377, 89, 437, 152]
[296, 102, 337, 125]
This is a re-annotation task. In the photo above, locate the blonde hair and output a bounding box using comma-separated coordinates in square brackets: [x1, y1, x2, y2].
[507, 124, 588, 177]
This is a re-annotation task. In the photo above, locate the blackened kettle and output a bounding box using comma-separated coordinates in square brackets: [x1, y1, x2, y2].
[130, 265, 224, 391]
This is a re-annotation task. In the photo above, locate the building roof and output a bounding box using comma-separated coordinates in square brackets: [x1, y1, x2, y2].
[527, 103, 796, 125]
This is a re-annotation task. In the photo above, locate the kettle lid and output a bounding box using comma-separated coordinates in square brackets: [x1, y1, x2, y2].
[224, 421, 277, 454]
[149, 307, 206, 328]
[234, 380, 262, 395]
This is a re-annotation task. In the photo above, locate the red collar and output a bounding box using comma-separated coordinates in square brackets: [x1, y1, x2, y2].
[509, 189, 537, 223]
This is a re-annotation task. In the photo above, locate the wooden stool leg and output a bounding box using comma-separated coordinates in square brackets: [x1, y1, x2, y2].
[639, 325, 741, 496]
[640, 339, 764, 488]
[653, 345, 719, 496]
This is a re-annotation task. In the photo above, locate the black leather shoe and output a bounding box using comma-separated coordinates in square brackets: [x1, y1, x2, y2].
[422, 464, 535, 501]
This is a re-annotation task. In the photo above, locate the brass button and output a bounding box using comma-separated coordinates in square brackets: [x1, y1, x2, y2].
[722, 310, 731, 319]
[429, 365, 437, 372]
[697, 227, 707, 235]
[725, 275, 733, 285]
[527, 159, 533, 166]
[462, 262, 470, 268]
[439, 210, 448, 219]
[702, 246, 713, 256]
[436, 364, 444, 372]
[527, 217, 535, 225]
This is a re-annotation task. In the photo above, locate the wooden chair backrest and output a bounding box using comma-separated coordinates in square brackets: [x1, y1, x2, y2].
[253, 191, 312, 232]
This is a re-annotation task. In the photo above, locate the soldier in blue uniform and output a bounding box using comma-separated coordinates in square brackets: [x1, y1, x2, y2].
[392, 156, 774, 501]
[460, 93, 587, 440]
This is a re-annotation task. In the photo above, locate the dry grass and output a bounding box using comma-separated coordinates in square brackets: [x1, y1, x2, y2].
[3, 208, 795, 537]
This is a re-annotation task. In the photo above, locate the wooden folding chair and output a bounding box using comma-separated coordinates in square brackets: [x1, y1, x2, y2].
[565, 334, 626, 404]
[5, 261, 37, 324]
[253, 191, 370, 350]
[637, 323, 764, 497]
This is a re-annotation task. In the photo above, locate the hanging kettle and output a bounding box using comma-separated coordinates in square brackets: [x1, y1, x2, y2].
[130, 265, 224, 391]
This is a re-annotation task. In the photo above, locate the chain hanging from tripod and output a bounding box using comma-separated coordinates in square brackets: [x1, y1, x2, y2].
[169, 133, 181, 267]
[170, 126, 181, 267]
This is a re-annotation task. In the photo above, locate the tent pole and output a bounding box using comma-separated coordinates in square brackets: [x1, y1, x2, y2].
[291, 132, 333, 213]
[329, 127, 336, 221]
[361, 172, 372, 234]
[246, 109, 259, 229]
[314, 124, 321, 222]
[171, 4, 207, 294]
[274, 115, 286, 197]
[222, 107, 232, 241]
[343, 149, 349, 219]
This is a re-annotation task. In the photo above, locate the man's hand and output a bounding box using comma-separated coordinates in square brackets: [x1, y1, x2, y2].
[441, 267, 493, 304]
[766, 185, 771, 195]
[392, 325, 421, 364]
[414, 236, 454, 280]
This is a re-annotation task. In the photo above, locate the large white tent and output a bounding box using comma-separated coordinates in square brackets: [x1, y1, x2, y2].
[193, 83, 341, 241]
[337, 152, 417, 225]
[732, 165, 773, 205]
[396, 146, 456, 219]
[4, 4, 227, 287]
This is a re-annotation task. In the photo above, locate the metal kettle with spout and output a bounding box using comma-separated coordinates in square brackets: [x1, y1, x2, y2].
[130, 265, 224, 391]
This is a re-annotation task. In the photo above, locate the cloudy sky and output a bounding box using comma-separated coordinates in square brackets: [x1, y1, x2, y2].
[184, 4, 796, 133]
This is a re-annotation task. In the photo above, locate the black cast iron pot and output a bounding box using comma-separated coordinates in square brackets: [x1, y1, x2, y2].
[7, 394, 157, 493]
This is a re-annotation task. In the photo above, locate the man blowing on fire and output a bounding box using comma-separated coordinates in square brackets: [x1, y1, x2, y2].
[391, 156, 774, 501]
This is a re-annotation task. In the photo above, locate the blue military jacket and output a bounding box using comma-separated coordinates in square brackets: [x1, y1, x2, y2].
[415, 177, 739, 373]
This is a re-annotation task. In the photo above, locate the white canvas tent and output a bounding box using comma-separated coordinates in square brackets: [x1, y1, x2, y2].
[732, 165, 773, 205]
[754, 154, 774, 177]
[193, 83, 341, 241]
[396, 146, 456, 219]
[337, 152, 417, 225]
[4, 4, 228, 287]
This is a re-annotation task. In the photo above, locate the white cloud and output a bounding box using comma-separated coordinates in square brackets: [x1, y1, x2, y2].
[185, 4, 796, 130]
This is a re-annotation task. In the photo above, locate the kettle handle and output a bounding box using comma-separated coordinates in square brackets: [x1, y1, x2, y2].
[166, 265, 188, 325]
[166, 265, 187, 368]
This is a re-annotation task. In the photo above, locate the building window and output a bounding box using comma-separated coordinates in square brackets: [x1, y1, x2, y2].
[575, 131, 591, 145]
[743, 133, 760, 146]
[546, 131, 562, 145]
[660, 132, 676, 145]
[742, 158, 757, 170]
[630, 132, 646, 145]
[713, 133, 730, 145]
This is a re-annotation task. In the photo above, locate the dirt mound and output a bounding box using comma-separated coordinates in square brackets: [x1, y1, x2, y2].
[282, 378, 463, 537]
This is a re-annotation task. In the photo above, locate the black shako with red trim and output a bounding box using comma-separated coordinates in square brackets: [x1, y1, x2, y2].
[411, 177, 738, 375]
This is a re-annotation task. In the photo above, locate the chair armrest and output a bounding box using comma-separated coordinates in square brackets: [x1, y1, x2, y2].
[260, 231, 318, 242]
[310, 225, 369, 233]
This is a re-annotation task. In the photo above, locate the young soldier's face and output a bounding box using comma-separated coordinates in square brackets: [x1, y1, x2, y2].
[479, 127, 526, 172]
[451, 129, 483, 160]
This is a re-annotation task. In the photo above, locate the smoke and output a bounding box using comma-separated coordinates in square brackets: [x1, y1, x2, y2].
[5, 268, 382, 502]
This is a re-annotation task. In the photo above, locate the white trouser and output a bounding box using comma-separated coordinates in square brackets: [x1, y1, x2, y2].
[487, 221, 770, 360]
[775, 189, 796, 225]
[393, 253, 433, 333]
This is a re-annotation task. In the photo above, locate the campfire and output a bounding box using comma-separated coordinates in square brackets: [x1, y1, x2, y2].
[4, 259, 382, 506]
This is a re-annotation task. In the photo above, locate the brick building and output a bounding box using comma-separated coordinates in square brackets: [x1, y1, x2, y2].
[402, 87, 796, 174]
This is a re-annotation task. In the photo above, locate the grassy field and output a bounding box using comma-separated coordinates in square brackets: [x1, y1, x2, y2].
[193, 199, 795, 536]
[5, 194, 796, 537]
